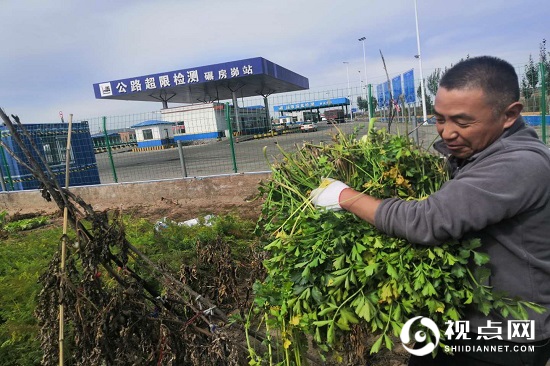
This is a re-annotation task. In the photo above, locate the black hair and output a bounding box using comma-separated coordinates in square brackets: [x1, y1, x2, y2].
[439, 56, 520, 114]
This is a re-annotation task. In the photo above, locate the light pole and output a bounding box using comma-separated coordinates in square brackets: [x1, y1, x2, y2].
[358, 70, 364, 115]
[343, 61, 352, 120]
[414, 0, 428, 125]
[358, 36, 372, 118]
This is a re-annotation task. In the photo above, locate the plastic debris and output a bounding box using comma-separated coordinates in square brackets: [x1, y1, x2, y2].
[154, 214, 215, 231]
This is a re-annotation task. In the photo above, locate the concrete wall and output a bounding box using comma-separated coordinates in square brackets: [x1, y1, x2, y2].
[0, 172, 271, 220]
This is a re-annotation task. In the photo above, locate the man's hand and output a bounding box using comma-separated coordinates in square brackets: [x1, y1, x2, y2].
[309, 178, 350, 211]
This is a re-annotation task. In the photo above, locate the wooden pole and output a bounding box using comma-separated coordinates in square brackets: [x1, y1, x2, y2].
[59, 114, 73, 366]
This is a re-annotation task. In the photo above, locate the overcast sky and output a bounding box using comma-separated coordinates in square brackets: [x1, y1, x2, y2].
[1, 0, 548, 123]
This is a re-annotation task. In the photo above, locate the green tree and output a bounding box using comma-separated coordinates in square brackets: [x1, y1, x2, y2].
[357, 96, 368, 112]
[426, 68, 442, 98]
[370, 95, 378, 111]
[356, 95, 377, 116]
[521, 54, 538, 100]
[417, 83, 434, 114]
[539, 39, 550, 90]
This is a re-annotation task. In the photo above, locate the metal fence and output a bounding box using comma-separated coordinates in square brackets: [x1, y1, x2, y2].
[1, 62, 548, 189]
[83, 110, 444, 185]
[78, 62, 547, 186]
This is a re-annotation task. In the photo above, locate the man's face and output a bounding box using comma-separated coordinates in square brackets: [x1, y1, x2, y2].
[433, 87, 511, 159]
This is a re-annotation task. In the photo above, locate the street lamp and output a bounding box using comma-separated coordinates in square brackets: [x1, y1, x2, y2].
[358, 70, 364, 115]
[343, 61, 352, 120]
[358, 36, 372, 118]
[414, 0, 428, 125]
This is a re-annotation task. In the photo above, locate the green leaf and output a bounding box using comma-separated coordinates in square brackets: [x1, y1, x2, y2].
[384, 334, 394, 350]
[390, 320, 402, 337]
[327, 323, 335, 345]
[336, 315, 351, 330]
[331, 268, 350, 276]
[311, 286, 323, 303]
[413, 272, 426, 291]
[354, 242, 367, 254]
[340, 308, 359, 324]
[473, 251, 490, 266]
[363, 263, 379, 276]
[301, 266, 311, 280]
[464, 290, 473, 304]
[333, 254, 346, 270]
[370, 335, 384, 354]
[478, 300, 492, 316]
[318, 304, 338, 316]
[328, 273, 348, 287]
[451, 265, 466, 278]
[474, 267, 491, 284]
[446, 253, 457, 265]
[313, 320, 333, 327]
[386, 263, 398, 279]
[421, 281, 437, 297]
[357, 300, 375, 321]
[392, 303, 402, 321]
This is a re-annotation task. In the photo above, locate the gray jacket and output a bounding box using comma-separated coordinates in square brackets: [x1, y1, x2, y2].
[375, 116, 550, 341]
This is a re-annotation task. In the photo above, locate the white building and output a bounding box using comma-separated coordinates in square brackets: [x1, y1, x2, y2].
[161, 103, 226, 141]
[130, 120, 175, 148]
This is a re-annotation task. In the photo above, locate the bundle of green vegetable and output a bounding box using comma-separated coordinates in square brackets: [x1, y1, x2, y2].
[250, 126, 543, 363]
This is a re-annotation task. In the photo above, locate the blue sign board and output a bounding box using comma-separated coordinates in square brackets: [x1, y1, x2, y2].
[273, 97, 349, 112]
[403, 69, 416, 103]
[383, 81, 390, 107]
[377, 84, 384, 108]
[93, 57, 309, 100]
[392, 75, 403, 100]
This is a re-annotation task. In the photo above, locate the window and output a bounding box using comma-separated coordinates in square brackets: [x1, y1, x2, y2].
[173, 121, 186, 134]
[142, 129, 153, 140]
[41, 136, 74, 166]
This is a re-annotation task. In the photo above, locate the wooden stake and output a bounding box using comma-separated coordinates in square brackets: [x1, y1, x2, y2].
[59, 114, 73, 366]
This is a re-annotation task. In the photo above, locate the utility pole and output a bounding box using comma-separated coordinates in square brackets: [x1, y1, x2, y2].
[359, 36, 372, 118]
[343, 61, 352, 120]
[414, 0, 428, 125]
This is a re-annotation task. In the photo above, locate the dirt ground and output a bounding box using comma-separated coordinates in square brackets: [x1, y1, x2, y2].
[120, 202, 411, 366]
[3, 175, 412, 365]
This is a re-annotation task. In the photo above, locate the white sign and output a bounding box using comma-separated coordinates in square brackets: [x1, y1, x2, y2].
[99, 82, 113, 97]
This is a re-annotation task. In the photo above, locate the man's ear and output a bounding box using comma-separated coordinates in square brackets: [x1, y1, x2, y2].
[503, 102, 523, 129]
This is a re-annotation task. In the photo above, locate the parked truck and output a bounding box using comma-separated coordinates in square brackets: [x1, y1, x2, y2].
[272, 115, 301, 133]
[324, 109, 345, 124]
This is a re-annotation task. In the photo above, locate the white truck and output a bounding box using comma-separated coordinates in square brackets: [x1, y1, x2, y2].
[272, 115, 301, 133]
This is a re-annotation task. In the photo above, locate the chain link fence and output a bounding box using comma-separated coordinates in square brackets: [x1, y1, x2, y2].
[1, 63, 548, 190]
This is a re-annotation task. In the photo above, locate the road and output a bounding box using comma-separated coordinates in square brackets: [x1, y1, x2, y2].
[95, 119, 440, 184]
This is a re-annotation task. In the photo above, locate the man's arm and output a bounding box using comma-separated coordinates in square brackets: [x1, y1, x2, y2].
[339, 188, 382, 225]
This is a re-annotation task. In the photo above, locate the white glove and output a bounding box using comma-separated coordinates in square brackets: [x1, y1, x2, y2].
[309, 178, 350, 211]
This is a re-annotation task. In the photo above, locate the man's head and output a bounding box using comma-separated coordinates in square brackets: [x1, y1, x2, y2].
[434, 56, 523, 159]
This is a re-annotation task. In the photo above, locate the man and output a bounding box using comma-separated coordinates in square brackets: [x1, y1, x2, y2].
[311, 56, 550, 365]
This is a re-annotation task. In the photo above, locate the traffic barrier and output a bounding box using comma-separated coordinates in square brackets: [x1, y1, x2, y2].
[131, 145, 176, 152]
[252, 128, 301, 141]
